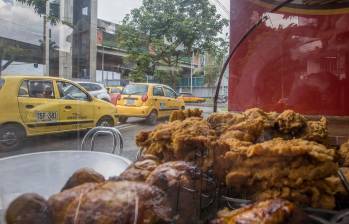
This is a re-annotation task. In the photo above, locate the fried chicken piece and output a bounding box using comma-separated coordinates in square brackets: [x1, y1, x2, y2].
[338, 140, 349, 167]
[243, 108, 278, 129]
[49, 182, 172, 224]
[136, 117, 216, 170]
[325, 167, 349, 197]
[61, 168, 105, 191]
[6, 193, 53, 224]
[276, 110, 306, 134]
[169, 108, 203, 122]
[211, 199, 308, 224]
[220, 118, 266, 143]
[207, 112, 246, 135]
[222, 138, 338, 209]
[299, 117, 328, 144]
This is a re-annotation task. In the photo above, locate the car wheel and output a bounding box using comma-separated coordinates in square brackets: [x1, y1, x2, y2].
[0, 124, 25, 151]
[146, 110, 158, 125]
[97, 117, 114, 127]
[119, 116, 128, 123]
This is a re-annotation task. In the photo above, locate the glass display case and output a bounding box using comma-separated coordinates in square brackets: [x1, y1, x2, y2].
[229, 0, 349, 116]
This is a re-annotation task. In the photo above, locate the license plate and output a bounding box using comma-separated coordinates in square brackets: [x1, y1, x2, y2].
[36, 112, 58, 122]
[126, 99, 135, 106]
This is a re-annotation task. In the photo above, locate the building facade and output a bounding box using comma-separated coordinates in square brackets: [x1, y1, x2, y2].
[0, 0, 97, 81]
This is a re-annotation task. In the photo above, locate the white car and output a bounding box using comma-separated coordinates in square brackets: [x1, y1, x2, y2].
[76, 81, 111, 102]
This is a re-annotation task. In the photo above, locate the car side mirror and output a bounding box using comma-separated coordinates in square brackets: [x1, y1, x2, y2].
[87, 94, 94, 102]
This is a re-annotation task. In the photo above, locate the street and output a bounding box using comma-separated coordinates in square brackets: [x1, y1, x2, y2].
[0, 106, 224, 161]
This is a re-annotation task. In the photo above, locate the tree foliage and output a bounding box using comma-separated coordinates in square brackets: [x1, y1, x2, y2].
[204, 38, 228, 88]
[118, 0, 228, 85]
[0, 41, 27, 75]
[16, 0, 60, 24]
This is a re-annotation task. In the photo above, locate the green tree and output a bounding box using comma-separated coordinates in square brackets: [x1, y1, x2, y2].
[0, 42, 27, 76]
[118, 0, 228, 87]
[16, 0, 60, 24]
[204, 39, 228, 89]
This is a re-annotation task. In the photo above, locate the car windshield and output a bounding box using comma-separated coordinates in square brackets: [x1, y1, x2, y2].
[79, 83, 102, 92]
[122, 84, 148, 95]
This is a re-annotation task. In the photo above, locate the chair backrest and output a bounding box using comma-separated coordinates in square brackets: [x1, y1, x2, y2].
[80, 127, 123, 155]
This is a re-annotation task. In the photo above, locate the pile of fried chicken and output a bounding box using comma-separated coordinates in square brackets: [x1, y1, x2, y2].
[6, 108, 349, 224]
[136, 108, 349, 209]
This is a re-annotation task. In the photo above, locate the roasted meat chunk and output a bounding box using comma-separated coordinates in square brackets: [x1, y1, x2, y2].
[118, 158, 160, 182]
[49, 181, 172, 224]
[221, 138, 338, 209]
[211, 199, 309, 224]
[6, 193, 53, 224]
[146, 161, 203, 224]
[48, 183, 99, 224]
[61, 168, 105, 191]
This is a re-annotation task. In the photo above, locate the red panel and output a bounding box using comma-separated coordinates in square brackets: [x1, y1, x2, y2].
[228, 0, 349, 116]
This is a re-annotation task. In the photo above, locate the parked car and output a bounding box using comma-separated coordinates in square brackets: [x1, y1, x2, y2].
[178, 92, 206, 103]
[0, 76, 118, 151]
[76, 81, 111, 102]
[106, 86, 123, 94]
[116, 83, 185, 125]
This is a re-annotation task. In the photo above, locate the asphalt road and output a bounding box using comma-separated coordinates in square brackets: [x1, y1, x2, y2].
[0, 105, 226, 161]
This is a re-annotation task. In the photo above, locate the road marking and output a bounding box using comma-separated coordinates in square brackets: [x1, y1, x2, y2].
[117, 124, 137, 130]
[116, 123, 134, 128]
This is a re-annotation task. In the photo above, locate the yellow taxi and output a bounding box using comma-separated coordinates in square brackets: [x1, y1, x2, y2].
[0, 76, 118, 151]
[178, 92, 206, 103]
[116, 83, 185, 124]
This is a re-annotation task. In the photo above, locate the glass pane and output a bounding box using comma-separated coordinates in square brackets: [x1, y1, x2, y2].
[122, 84, 148, 95]
[0, 79, 4, 90]
[18, 80, 29, 97]
[57, 81, 88, 101]
[153, 86, 164, 96]
[164, 87, 176, 98]
[26, 80, 54, 99]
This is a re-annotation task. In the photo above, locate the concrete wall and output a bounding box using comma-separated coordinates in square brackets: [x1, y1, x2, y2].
[89, 0, 98, 81]
[59, 0, 73, 80]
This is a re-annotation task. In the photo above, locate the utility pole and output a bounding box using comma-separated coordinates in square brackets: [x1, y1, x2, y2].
[102, 44, 105, 82]
[44, 0, 50, 76]
[190, 51, 194, 93]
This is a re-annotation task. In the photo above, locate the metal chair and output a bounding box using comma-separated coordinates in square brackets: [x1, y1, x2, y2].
[80, 127, 123, 155]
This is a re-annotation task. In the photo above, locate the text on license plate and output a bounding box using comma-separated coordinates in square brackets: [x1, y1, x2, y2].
[126, 99, 135, 105]
[36, 112, 58, 122]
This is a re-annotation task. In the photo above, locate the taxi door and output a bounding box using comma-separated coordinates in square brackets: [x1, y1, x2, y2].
[56, 81, 95, 131]
[163, 86, 181, 115]
[17, 79, 62, 135]
[151, 86, 168, 117]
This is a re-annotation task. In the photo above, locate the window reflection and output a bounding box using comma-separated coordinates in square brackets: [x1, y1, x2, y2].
[0, 0, 95, 79]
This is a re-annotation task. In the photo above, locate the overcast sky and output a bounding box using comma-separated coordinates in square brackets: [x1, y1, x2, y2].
[98, 0, 230, 25]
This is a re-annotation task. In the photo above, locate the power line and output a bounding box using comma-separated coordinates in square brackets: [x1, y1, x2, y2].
[211, 0, 230, 16]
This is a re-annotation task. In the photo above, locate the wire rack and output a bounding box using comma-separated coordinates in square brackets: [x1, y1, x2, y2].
[137, 140, 349, 223]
